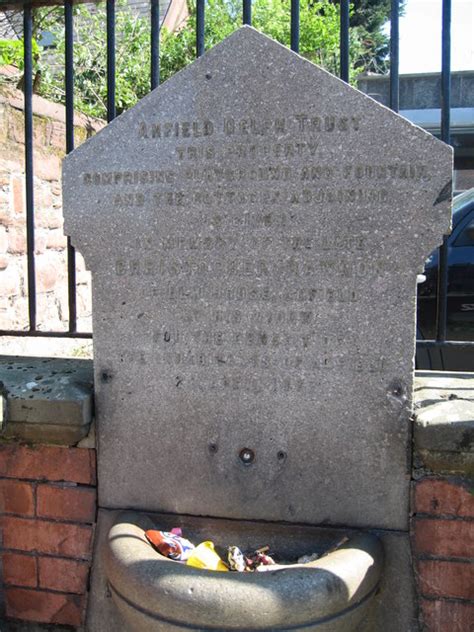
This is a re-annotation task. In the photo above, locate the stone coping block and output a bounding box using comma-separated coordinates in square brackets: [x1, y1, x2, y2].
[0, 74, 104, 133]
[413, 371, 474, 475]
[0, 356, 93, 446]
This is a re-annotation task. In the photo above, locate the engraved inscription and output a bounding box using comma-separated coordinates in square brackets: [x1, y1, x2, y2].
[82, 115, 433, 394]
[136, 114, 362, 140]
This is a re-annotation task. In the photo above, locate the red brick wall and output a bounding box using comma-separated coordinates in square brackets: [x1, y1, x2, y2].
[0, 444, 97, 627]
[411, 477, 474, 632]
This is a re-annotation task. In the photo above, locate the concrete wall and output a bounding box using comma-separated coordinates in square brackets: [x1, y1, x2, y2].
[357, 71, 474, 110]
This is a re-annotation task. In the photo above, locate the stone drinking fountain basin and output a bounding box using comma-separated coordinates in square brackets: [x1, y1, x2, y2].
[104, 511, 384, 631]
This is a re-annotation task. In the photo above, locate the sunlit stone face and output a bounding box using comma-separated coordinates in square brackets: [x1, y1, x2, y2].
[63, 27, 452, 529]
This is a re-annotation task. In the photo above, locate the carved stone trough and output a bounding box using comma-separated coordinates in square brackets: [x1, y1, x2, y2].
[105, 512, 383, 631]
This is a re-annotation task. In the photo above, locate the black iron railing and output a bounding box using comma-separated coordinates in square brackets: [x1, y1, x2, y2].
[0, 0, 472, 362]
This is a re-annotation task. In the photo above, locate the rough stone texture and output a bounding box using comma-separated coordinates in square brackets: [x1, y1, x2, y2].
[63, 27, 452, 530]
[0, 355, 93, 445]
[0, 78, 94, 333]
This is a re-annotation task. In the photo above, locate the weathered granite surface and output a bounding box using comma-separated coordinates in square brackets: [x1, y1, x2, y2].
[63, 27, 452, 529]
[0, 356, 93, 445]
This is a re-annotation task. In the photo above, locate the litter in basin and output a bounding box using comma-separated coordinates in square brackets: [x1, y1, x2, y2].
[144, 528, 349, 572]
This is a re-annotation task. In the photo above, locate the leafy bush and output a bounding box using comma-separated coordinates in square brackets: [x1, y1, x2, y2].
[7, 0, 373, 119]
[0, 37, 39, 69]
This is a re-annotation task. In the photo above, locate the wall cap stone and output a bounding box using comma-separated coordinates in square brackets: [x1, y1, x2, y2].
[413, 371, 474, 475]
[0, 72, 105, 132]
[0, 355, 93, 446]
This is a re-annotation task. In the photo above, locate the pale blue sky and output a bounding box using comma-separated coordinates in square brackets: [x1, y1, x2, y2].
[398, 0, 474, 73]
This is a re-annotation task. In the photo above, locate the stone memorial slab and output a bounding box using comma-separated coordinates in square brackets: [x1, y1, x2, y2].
[63, 27, 452, 530]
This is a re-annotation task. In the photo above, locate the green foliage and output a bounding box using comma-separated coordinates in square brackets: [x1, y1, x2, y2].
[330, 0, 406, 72]
[35, 0, 373, 119]
[39, 2, 153, 117]
[162, 0, 364, 83]
[0, 38, 39, 69]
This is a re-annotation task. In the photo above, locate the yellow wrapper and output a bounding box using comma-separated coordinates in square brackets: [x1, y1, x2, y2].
[186, 541, 229, 572]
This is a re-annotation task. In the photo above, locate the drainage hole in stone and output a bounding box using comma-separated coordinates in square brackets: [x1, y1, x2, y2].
[239, 448, 255, 465]
[389, 382, 405, 398]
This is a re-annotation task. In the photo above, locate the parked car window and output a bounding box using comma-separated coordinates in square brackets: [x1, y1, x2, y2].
[453, 217, 474, 247]
[416, 187, 474, 371]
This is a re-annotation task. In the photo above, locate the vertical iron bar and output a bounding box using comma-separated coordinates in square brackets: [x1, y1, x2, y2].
[65, 0, 77, 333]
[243, 0, 251, 25]
[107, 0, 116, 122]
[389, 0, 399, 112]
[340, 0, 349, 82]
[441, 0, 451, 145]
[436, 0, 452, 342]
[65, 2, 74, 154]
[23, 6, 36, 331]
[151, 0, 160, 89]
[290, 0, 299, 53]
[196, 0, 205, 58]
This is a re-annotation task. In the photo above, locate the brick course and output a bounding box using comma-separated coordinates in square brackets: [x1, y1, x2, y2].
[0, 444, 96, 484]
[38, 557, 90, 594]
[2, 516, 94, 559]
[417, 560, 474, 600]
[420, 599, 474, 632]
[0, 479, 35, 516]
[0, 442, 97, 628]
[414, 478, 474, 518]
[5, 587, 85, 627]
[3, 553, 37, 588]
[37, 483, 96, 523]
[414, 517, 474, 559]
[411, 477, 474, 632]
